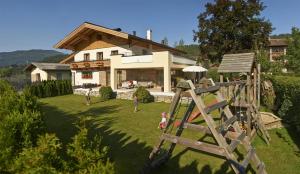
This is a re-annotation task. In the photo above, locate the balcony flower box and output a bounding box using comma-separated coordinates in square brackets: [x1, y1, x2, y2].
[82, 73, 93, 79]
[84, 62, 90, 68]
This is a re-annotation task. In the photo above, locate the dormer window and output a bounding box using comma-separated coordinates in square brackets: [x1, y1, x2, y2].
[111, 50, 118, 56]
[84, 53, 90, 61]
[97, 52, 103, 60]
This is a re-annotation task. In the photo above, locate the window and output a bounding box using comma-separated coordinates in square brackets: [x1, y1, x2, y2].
[84, 53, 90, 61]
[82, 72, 93, 79]
[111, 50, 118, 56]
[97, 52, 103, 60]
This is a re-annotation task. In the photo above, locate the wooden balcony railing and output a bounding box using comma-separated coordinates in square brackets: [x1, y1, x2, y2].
[71, 60, 110, 70]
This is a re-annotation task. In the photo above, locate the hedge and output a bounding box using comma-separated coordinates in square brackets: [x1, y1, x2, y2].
[266, 75, 300, 131]
[28, 80, 73, 98]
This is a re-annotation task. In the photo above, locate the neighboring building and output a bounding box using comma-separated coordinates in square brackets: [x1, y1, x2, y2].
[25, 62, 71, 82]
[268, 38, 288, 61]
[55, 22, 196, 92]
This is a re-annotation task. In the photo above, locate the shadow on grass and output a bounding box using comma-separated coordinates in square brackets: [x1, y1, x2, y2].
[277, 126, 300, 157]
[40, 101, 242, 174]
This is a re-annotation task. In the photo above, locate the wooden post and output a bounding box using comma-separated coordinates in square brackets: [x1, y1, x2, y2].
[246, 74, 251, 137]
[253, 67, 257, 106]
[220, 74, 224, 97]
[257, 64, 261, 109]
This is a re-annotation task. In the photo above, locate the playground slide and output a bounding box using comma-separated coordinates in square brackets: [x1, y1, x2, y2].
[174, 100, 218, 127]
[174, 111, 201, 127]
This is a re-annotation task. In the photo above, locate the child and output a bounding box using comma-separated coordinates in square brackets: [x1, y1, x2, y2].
[85, 88, 92, 105]
[133, 94, 138, 112]
[158, 112, 167, 130]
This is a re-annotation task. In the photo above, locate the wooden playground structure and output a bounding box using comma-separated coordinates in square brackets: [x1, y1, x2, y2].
[218, 53, 269, 143]
[142, 53, 270, 174]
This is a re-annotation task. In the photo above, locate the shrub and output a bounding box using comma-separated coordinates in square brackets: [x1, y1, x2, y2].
[99, 86, 113, 101]
[67, 127, 114, 173]
[266, 75, 300, 131]
[207, 68, 219, 82]
[0, 81, 44, 171]
[11, 134, 64, 174]
[0, 81, 114, 173]
[133, 86, 154, 103]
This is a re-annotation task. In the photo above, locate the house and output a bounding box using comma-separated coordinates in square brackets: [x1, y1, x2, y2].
[55, 22, 196, 92]
[25, 62, 71, 82]
[268, 38, 288, 61]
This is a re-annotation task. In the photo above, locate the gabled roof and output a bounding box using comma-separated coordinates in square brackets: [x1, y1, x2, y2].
[218, 53, 255, 73]
[54, 22, 185, 54]
[269, 39, 288, 47]
[24, 62, 70, 71]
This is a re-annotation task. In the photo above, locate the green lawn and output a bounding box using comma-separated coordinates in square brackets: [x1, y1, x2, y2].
[40, 95, 300, 174]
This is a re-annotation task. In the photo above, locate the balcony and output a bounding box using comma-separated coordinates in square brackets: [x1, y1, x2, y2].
[71, 60, 110, 70]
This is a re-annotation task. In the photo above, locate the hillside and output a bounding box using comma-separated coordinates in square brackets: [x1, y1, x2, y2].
[0, 49, 65, 67]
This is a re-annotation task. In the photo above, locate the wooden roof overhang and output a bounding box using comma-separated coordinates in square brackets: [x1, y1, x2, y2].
[54, 22, 186, 55]
[54, 22, 129, 50]
[218, 53, 255, 73]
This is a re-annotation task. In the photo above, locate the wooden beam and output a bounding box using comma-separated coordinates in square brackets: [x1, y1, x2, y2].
[257, 64, 261, 109]
[204, 100, 228, 114]
[254, 67, 257, 106]
[176, 81, 191, 89]
[227, 131, 246, 152]
[194, 85, 220, 94]
[215, 80, 247, 87]
[160, 133, 226, 157]
[216, 116, 238, 133]
[241, 148, 255, 168]
[183, 123, 212, 135]
[246, 74, 251, 137]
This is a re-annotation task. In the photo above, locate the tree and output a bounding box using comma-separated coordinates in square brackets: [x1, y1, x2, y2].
[285, 27, 300, 73]
[194, 0, 272, 62]
[178, 39, 185, 46]
[161, 37, 168, 45]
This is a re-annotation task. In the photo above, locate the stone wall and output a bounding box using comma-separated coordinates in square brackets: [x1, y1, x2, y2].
[74, 88, 192, 104]
[74, 88, 100, 97]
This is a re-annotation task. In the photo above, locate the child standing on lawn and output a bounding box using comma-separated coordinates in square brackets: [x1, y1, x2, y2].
[85, 88, 92, 105]
[133, 94, 138, 112]
[158, 112, 167, 130]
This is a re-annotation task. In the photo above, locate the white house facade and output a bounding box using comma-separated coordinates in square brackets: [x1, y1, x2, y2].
[55, 22, 196, 92]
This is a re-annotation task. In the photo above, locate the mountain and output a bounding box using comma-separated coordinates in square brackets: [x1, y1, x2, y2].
[0, 49, 66, 67]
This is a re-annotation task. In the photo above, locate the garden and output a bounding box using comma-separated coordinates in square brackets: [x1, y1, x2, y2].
[39, 94, 300, 174]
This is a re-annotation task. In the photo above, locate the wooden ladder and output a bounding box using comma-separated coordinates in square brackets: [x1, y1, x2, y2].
[142, 80, 267, 174]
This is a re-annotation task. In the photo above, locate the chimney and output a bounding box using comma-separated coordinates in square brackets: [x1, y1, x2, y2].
[133, 31, 136, 36]
[146, 29, 152, 40]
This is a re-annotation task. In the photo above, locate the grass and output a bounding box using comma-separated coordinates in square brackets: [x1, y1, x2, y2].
[40, 95, 300, 174]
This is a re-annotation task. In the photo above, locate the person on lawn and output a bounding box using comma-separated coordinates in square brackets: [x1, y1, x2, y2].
[158, 112, 167, 130]
[133, 94, 138, 112]
[85, 88, 92, 105]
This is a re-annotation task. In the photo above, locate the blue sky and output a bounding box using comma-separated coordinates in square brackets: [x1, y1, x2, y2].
[0, 0, 299, 52]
